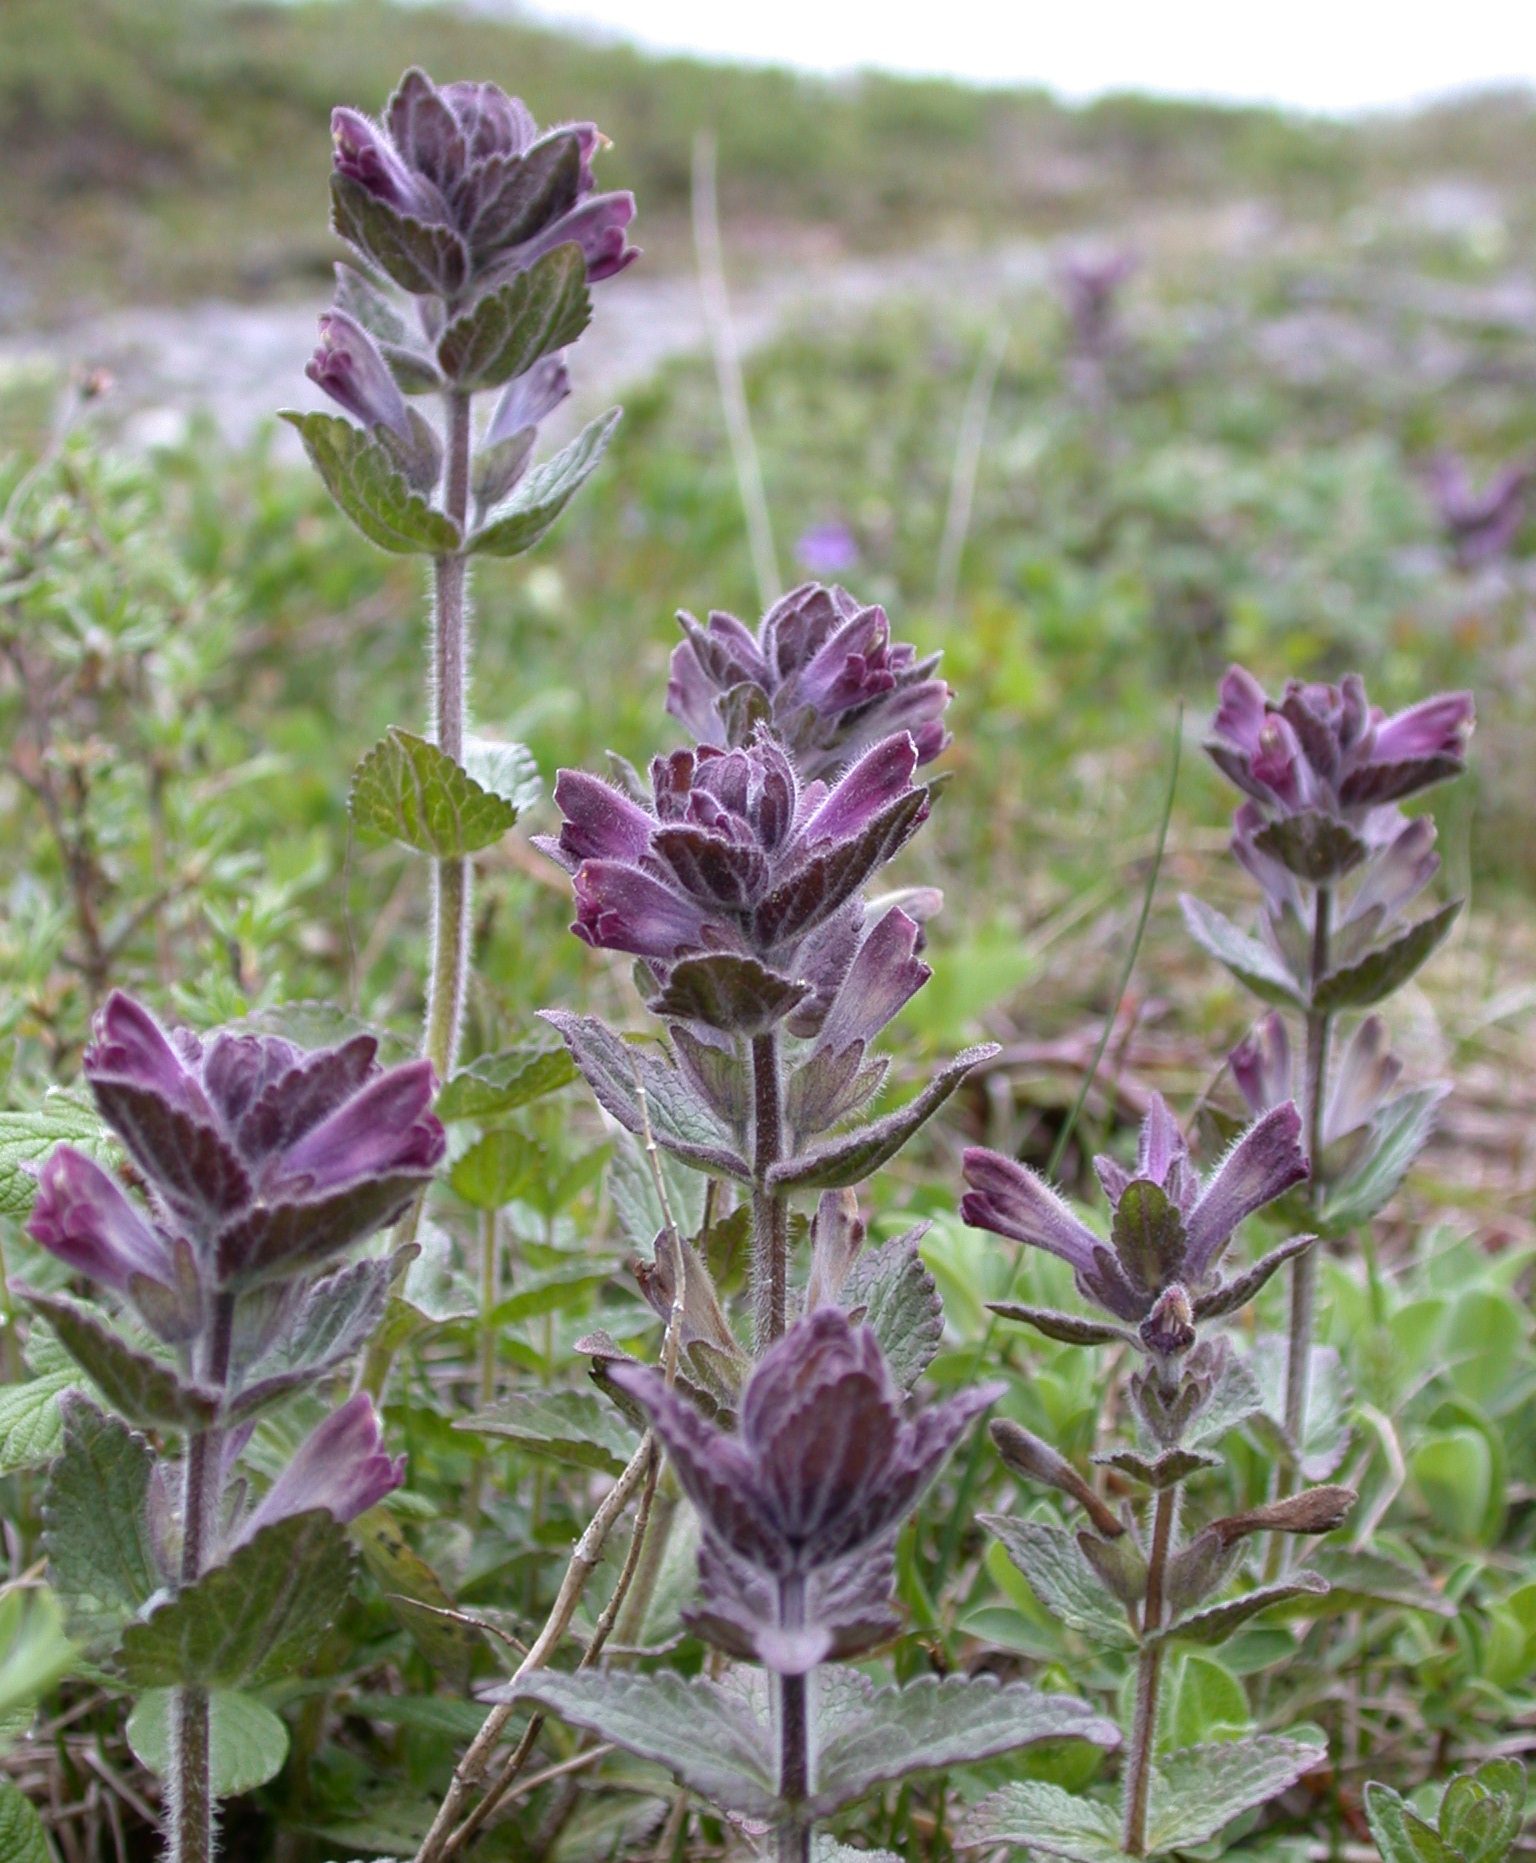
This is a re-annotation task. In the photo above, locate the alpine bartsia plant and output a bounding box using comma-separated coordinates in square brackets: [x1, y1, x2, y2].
[512, 1310, 1117, 1862]
[540, 700, 994, 1350]
[289, 66, 636, 1082]
[1182, 667, 1471, 1448]
[960, 1096, 1356, 1859]
[20, 991, 442, 1863]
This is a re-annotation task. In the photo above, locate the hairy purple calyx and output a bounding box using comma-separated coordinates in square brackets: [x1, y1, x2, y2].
[29, 991, 446, 1319]
[667, 584, 951, 782]
[963, 1095, 1308, 1338]
[609, 1307, 1001, 1674]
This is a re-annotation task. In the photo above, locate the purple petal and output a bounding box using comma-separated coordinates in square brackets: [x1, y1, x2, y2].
[1344, 815, 1439, 927]
[307, 310, 412, 441]
[485, 353, 570, 447]
[237, 1393, 405, 1544]
[816, 908, 930, 1052]
[801, 733, 919, 844]
[331, 107, 430, 214]
[1371, 692, 1474, 764]
[84, 993, 207, 1118]
[519, 191, 638, 281]
[27, 1147, 175, 1297]
[276, 1059, 443, 1194]
[1211, 665, 1269, 754]
[1183, 1103, 1308, 1281]
[1324, 1017, 1402, 1143]
[961, 1148, 1103, 1275]
[552, 769, 656, 867]
[1135, 1096, 1187, 1188]
[571, 860, 710, 961]
[1229, 1012, 1292, 1118]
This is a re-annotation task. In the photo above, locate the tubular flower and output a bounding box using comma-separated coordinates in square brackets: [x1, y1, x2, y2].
[234, 1393, 405, 1547]
[330, 67, 636, 297]
[74, 992, 444, 1293]
[538, 731, 929, 1035]
[962, 1096, 1308, 1347]
[667, 584, 951, 781]
[609, 1307, 1001, 1673]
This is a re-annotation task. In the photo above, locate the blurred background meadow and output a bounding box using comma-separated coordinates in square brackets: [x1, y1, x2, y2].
[3, 1, 1536, 1855]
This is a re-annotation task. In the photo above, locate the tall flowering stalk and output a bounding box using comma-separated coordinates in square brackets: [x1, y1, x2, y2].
[1185, 669, 1472, 1451]
[960, 1097, 1356, 1859]
[291, 68, 636, 1079]
[22, 992, 443, 1863]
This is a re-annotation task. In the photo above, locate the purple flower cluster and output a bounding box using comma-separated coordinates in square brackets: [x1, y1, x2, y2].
[611, 1307, 1000, 1673]
[31, 992, 444, 1321]
[331, 68, 636, 299]
[541, 730, 930, 1038]
[667, 583, 951, 781]
[1422, 451, 1530, 569]
[963, 1096, 1307, 1357]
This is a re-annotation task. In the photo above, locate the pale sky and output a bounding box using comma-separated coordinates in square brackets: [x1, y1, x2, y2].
[519, 0, 1536, 115]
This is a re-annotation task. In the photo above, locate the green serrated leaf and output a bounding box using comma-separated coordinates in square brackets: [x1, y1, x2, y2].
[1366, 1782, 1437, 1863]
[42, 1395, 159, 1655]
[1249, 1337, 1352, 1478]
[1320, 1086, 1447, 1231]
[349, 728, 518, 857]
[1180, 896, 1306, 1009]
[117, 1510, 354, 1688]
[457, 1389, 637, 1474]
[469, 409, 621, 556]
[1146, 1732, 1326, 1849]
[840, 1230, 942, 1389]
[436, 244, 589, 389]
[0, 1093, 111, 1219]
[768, 1045, 996, 1192]
[1156, 1575, 1328, 1647]
[127, 1687, 289, 1796]
[461, 737, 541, 814]
[983, 1516, 1137, 1648]
[0, 1361, 79, 1474]
[811, 1670, 1119, 1816]
[958, 1779, 1124, 1862]
[1312, 901, 1462, 1012]
[0, 1782, 52, 1863]
[19, 1290, 217, 1431]
[281, 413, 460, 555]
[508, 1669, 777, 1817]
[436, 1045, 576, 1122]
[0, 1589, 75, 1728]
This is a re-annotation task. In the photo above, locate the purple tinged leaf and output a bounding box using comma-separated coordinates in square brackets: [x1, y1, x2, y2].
[571, 859, 712, 960]
[803, 734, 921, 844]
[1230, 1012, 1291, 1119]
[235, 1394, 404, 1547]
[1183, 1102, 1307, 1280]
[274, 1059, 443, 1195]
[307, 311, 413, 445]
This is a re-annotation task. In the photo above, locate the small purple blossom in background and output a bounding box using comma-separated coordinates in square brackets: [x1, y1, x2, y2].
[1054, 246, 1138, 358]
[1422, 451, 1531, 569]
[794, 521, 860, 578]
[609, 1307, 1001, 1673]
[330, 69, 637, 295]
[667, 582, 951, 781]
[31, 991, 445, 1305]
[963, 1095, 1307, 1345]
[234, 1393, 405, 1548]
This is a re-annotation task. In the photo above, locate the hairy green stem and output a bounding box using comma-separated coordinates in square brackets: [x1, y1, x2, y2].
[750, 1030, 789, 1355]
[1122, 1484, 1179, 1858]
[170, 1294, 235, 1863]
[424, 391, 474, 1081]
[1284, 886, 1333, 1451]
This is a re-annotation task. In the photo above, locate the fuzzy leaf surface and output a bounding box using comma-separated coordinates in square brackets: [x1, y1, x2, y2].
[436, 244, 589, 389]
[649, 954, 811, 1036]
[435, 1045, 576, 1121]
[957, 1780, 1124, 1862]
[983, 1516, 1137, 1648]
[1179, 896, 1305, 1009]
[281, 412, 460, 555]
[1146, 1732, 1326, 1849]
[116, 1509, 353, 1688]
[840, 1229, 942, 1388]
[43, 1395, 159, 1654]
[469, 409, 620, 556]
[768, 1045, 996, 1191]
[505, 1669, 777, 1817]
[0, 1094, 110, 1219]
[350, 728, 519, 857]
[1155, 1574, 1328, 1647]
[1320, 1086, 1447, 1231]
[457, 1389, 637, 1475]
[20, 1290, 218, 1431]
[1250, 1337, 1352, 1478]
[1312, 902, 1461, 1011]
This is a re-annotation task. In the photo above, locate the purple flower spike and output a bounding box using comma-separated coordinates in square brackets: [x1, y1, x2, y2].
[330, 67, 637, 292]
[965, 1095, 1308, 1336]
[1423, 452, 1531, 569]
[795, 522, 861, 577]
[74, 992, 445, 1290]
[610, 1309, 1000, 1673]
[543, 730, 930, 1035]
[667, 584, 951, 782]
[235, 1393, 405, 1547]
